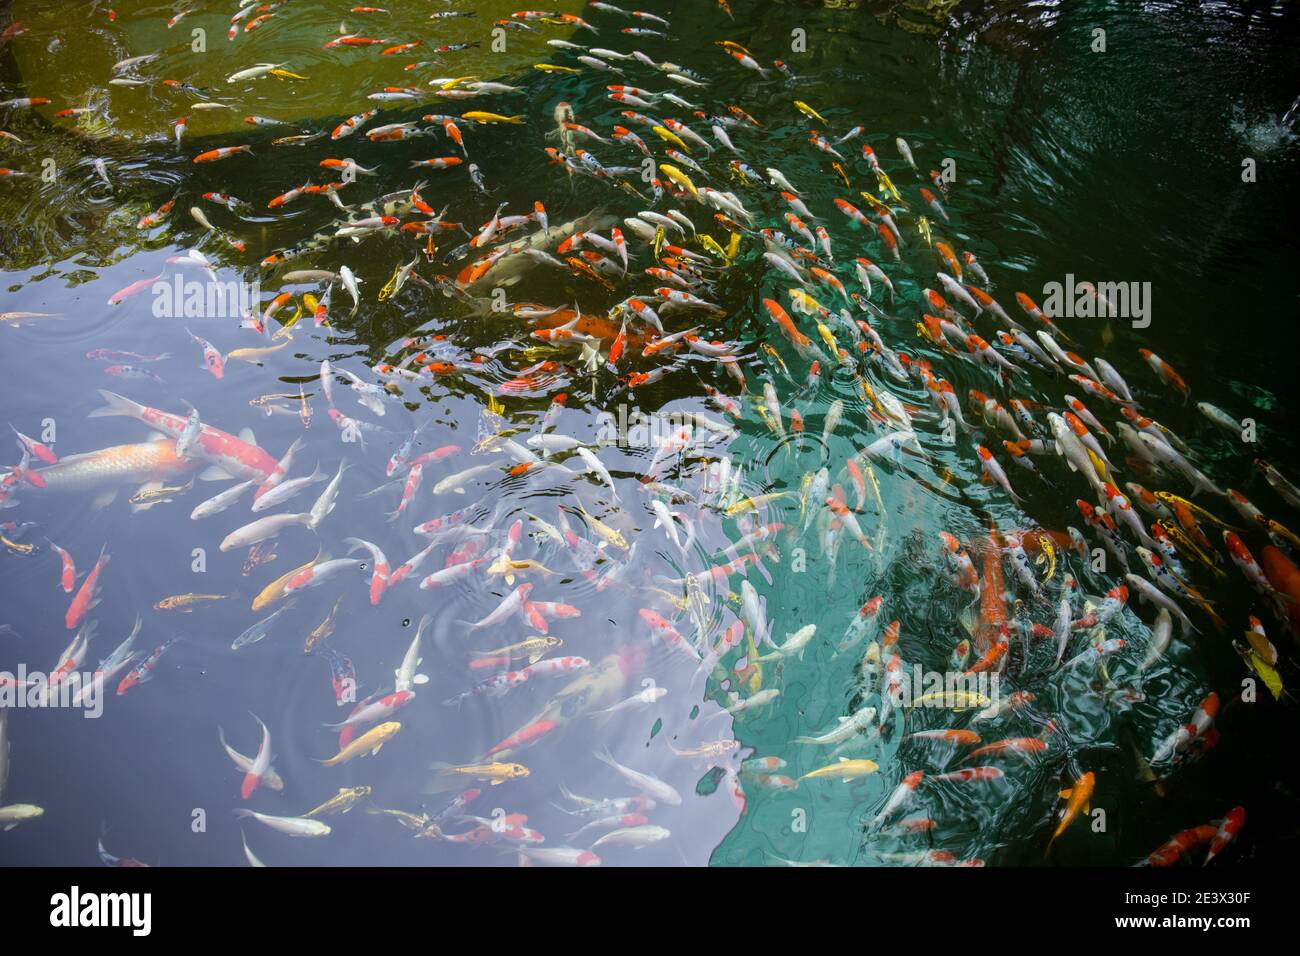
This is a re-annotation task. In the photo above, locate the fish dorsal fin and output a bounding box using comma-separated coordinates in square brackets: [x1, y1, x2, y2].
[239, 427, 256, 445]
[199, 465, 235, 481]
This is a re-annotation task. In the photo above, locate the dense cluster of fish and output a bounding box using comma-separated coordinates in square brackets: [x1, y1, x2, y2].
[1, 0, 1296, 867]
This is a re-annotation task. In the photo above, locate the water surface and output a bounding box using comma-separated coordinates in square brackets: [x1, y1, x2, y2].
[1, 0, 1299, 867]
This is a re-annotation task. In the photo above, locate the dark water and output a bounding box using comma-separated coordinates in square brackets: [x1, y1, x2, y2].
[1, 0, 1299, 867]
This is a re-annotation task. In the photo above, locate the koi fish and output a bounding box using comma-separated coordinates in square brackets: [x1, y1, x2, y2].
[1046, 771, 1095, 856]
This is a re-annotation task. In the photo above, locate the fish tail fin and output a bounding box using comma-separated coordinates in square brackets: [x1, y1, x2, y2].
[88, 389, 146, 421]
[421, 767, 462, 794]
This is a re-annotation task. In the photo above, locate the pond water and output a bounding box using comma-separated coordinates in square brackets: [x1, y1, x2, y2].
[1, 0, 1298, 867]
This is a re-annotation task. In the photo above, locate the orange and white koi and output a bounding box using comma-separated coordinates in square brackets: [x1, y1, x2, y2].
[1139, 348, 1190, 400]
[192, 145, 252, 163]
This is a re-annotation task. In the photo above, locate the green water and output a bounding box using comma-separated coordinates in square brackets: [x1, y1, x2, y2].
[1, 0, 1298, 867]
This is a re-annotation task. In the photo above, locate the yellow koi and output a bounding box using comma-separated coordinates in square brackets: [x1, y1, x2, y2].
[642, 585, 691, 612]
[1085, 447, 1109, 483]
[1234, 640, 1286, 701]
[487, 550, 556, 584]
[799, 472, 819, 523]
[671, 740, 737, 759]
[759, 342, 788, 375]
[658, 161, 697, 193]
[725, 492, 790, 517]
[909, 690, 991, 709]
[1156, 518, 1225, 579]
[428, 761, 530, 785]
[741, 626, 763, 694]
[319, 722, 401, 767]
[858, 375, 882, 414]
[1, 534, 35, 556]
[473, 636, 563, 666]
[653, 125, 691, 152]
[304, 596, 343, 654]
[128, 477, 194, 505]
[790, 289, 826, 315]
[1035, 534, 1057, 581]
[816, 321, 838, 355]
[1154, 492, 1243, 532]
[614, 178, 647, 201]
[227, 340, 290, 363]
[798, 758, 879, 783]
[365, 806, 430, 831]
[271, 304, 302, 339]
[577, 505, 629, 550]
[376, 261, 407, 302]
[858, 195, 892, 223]
[507, 558, 557, 576]
[1242, 628, 1277, 667]
[875, 168, 902, 203]
[154, 592, 228, 612]
[917, 214, 933, 248]
[461, 111, 525, 125]
[253, 548, 322, 611]
[303, 785, 372, 818]
[1260, 516, 1300, 550]
[699, 234, 728, 260]
[793, 100, 827, 124]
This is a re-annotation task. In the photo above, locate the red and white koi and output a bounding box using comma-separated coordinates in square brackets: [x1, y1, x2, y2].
[1151, 692, 1218, 764]
[344, 537, 392, 605]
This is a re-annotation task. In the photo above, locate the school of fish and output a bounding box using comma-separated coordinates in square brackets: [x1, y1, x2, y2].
[1, 0, 1295, 867]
